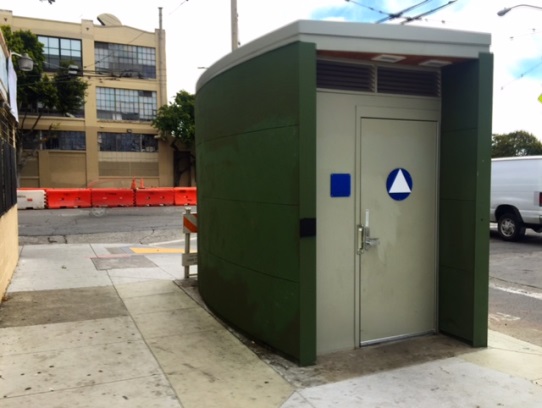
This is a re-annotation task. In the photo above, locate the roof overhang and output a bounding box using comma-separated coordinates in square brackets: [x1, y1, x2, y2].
[196, 19, 491, 92]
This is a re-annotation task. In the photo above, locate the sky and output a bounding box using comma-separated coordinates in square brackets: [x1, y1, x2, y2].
[3, 0, 542, 138]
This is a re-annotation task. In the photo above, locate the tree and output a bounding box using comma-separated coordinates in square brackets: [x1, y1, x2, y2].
[491, 130, 542, 158]
[152, 90, 195, 146]
[1, 26, 88, 179]
[152, 90, 196, 186]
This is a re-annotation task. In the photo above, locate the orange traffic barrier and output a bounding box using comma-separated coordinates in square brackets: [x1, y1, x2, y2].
[185, 187, 197, 205]
[135, 188, 175, 206]
[173, 187, 197, 206]
[91, 188, 135, 207]
[45, 188, 92, 209]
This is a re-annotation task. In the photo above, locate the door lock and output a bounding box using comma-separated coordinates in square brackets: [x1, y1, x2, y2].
[364, 227, 380, 249]
[357, 221, 380, 254]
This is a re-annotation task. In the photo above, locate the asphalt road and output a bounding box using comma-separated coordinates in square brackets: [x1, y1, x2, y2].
[18, 206, 191, 244]
[489, 228, 542, 347]
[17, 208, 542, 346]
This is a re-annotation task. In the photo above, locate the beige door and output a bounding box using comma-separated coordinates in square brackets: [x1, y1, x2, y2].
[359, 117, 438, 345]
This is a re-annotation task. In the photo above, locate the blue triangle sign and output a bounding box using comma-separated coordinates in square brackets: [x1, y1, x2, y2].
[386, 168, 413, 201]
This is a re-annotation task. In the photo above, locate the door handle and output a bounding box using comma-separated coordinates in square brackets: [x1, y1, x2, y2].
[364, 209, 379, 250]
[357, 225, 380, 255]
[357, 225, 364, 254]
[365, 227, 380, 249]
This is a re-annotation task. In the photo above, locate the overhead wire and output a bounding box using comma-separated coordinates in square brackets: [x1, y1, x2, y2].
[401, 0, 458, 24]
[500, 58, 542, 91]
[494, 28, 542, 90]
[344, 1, 541, 92]
[84, 0, 193, 72]
[344, 0, 391, 18]
[344, 0, 460, 25]
[375, 0, 435, 23]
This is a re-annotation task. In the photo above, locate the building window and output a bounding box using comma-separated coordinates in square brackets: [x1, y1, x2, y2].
[98, 132, 158, 152]
[22, 130, 86, 150]
[95, 42, 156, 79]
[38, 36, 82, 71]
[21, 104, 85, 118]
[96, 88, 157, 121]
[44, 131, 86, 150]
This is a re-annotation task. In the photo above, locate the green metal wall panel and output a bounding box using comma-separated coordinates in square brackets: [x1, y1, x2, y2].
[439, 53, 493, 346]
[196, 42, 317, 365]
[298, 46, 317, 365]
[199, 252, 302, 356]
[472, 52, 493, 346]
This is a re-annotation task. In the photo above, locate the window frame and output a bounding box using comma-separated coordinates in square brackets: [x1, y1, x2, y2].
[95, 42, 156, 79]
[98, 132, 159, 152]
[96, 87, 157, 121]
[38, 35, 82, 71]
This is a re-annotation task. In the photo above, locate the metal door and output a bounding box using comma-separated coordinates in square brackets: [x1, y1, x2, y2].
[359, 117, 438, 345]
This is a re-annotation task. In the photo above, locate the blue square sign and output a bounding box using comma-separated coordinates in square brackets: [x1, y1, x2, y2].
[330, 173, 351, 197]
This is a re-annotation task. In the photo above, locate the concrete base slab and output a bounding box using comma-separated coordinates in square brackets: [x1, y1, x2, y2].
[0, 316, 141, 355]
[462, 330, 542, 383]
[0, 375, 182, 408]
[149, 329, 294, 408]
[9, 245, 111, 291]
[0, 287, 128, 327]
[114, 279, 180, 299]
[130, 304, 224, 339]
[107, 266, 176, 282]
[281, 358, 542, 408]
[92, 255, 156, 270]
[122, 290, 198, 315]
[145, 253, 191, 279]
[5, 243, 542, 408]
[0, 340, 161, 398]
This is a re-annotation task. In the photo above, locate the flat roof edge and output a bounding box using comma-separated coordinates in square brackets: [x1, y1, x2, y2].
[196, 20, 491, 92]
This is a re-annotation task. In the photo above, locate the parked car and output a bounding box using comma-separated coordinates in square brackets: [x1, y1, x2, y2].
[490, 156, 542, 241]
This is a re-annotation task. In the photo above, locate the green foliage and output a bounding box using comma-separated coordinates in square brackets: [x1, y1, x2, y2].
[1, 26, 88, 117]
[54, 64, 88, 115]
[2, 26, 45, 108]
[491, 130, 542, 158]
[152, 90, 195, 147]
[2, 26, 88, 179]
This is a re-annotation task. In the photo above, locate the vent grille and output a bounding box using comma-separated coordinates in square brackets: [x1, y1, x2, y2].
[317, 60, 374, 92]
[316, 59, 441, 98]
[377, 67, 440, 97]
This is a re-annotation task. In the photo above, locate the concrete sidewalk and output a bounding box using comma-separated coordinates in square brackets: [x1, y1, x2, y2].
[1, 243, 541, 407]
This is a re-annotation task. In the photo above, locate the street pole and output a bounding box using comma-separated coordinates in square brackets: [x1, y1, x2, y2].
[231, 0, 238, 50]
[184, 207, 191, 279]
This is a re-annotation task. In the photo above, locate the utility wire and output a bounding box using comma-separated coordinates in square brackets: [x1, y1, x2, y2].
[500, 58, 542, 90]
[84, 31, 148, 71]
[344, 0, 391, 18]
[401, 0, 458, 24]
[84, 0, 192, 71]
[345, 0, 459, 25]
[375, 0, 434, 23]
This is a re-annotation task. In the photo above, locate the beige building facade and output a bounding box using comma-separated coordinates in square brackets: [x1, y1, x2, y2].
[1, 10, 173, 188]
[0, 29, 19, 301]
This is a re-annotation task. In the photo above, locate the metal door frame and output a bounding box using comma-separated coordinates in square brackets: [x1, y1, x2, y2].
[353, 103, 441, 347]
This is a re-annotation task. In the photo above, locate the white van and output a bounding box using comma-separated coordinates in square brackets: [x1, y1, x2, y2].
[490, 156, 542, 241]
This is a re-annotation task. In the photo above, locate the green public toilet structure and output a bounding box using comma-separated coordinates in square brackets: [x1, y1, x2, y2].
[195, 20, 492, 366]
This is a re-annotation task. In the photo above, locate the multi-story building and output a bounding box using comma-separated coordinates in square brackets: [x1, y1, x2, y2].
[0, 10, 174, 188]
